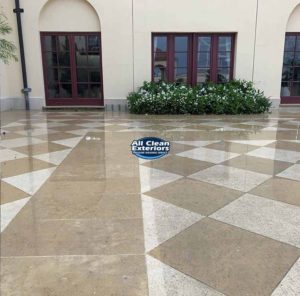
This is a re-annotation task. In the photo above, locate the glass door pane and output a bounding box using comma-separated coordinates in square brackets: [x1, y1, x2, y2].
[44, 35, 72, 98]
[217, 36, 232, 83]
[153, 36, 168, 82]
[197, 36, 211, 84]
[75, 35, 102, 98]
[174, 36, 189, 84]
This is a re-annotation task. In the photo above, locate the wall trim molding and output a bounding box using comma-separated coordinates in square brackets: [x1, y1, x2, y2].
[0, 97, 283, 111]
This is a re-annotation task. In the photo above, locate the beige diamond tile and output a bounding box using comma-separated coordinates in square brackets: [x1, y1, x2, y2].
[146, 255, 224, 296]
[250, 177, 300, 206]
[0, 181, 29, 205]
[266, 140, 300, 152]
[0, 132, 26, 140]
[169, 142, 197, 154]
[28, 181, 142, 220]
[36, 132, 80, 141]
[1, 137, 45, 148]
[13, 142, 70, 155]
[1, 204, 144, 256]
[222, 155, 292, 175]
[150, 218, 300, 296]
[15, 128, 58, 136]
[145, 178, 243, 216]
[1, 157, 56, 178]
[142, 155, 213, 176]
[48, 125, 84, 132]
[1, 125, 41, 132]
[1, 255, 148, 296]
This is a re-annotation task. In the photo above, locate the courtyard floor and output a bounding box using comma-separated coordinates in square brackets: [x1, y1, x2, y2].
[1, 109, 300, 296]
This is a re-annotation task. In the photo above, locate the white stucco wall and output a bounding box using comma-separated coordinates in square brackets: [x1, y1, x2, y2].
[287, 4, 300, 32]
[0, 1, 23, 110]
[253, 0, 300, 101]
[133, 0, 257, 88]
[1, 0, 133, 109]
[1, 0, 300, 109]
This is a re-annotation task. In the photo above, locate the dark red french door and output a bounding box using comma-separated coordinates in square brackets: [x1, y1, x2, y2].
[41, 32, 103, 106]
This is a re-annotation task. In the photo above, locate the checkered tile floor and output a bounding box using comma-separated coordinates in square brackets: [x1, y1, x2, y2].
[1, 110, 300, 295]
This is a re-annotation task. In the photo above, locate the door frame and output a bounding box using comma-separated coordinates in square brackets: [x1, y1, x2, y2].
[40, 31, 104, 106]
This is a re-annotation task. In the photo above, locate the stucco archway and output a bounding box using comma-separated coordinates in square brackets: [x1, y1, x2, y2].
[38, 0, 103, 106]
[39, 0, 101, 32]
[286, 4, 300, 32]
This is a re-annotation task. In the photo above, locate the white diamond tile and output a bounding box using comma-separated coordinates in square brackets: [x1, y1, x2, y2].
[33, 149, 72, 165]
[52, 137, 82, 148]
[3, 167, 56, 195]
[0, 149, 27, 162]
[139, 166, 182, 193]
[272, 258, 300, 296]
[1, 197, 31, 232]
[177, 147, 239, 164]
[247, 147, 300, 163]
[211, 193, 300, 248]
[277, 164, 300, 181]
[142, 195, 203, 252]
[173, 141, 220, 147]
[190, 165, 271, 192]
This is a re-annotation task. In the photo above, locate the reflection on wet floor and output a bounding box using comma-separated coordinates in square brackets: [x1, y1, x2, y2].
[1, 109, 300, 295]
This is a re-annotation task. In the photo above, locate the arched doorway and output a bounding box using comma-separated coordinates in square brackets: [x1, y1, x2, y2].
[39, 0, 103, 106]
[281, 4, 300, 104]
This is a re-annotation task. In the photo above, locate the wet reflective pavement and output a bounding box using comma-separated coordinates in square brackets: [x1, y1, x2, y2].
[1, 109, 300, 295]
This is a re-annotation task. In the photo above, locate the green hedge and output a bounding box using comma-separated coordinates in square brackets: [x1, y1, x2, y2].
[127, 80, 271, 115]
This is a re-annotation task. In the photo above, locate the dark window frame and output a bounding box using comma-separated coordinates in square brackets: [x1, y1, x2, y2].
[40, 31, 104, 106]
[281, 32, 300, 104]
[152, 33, 236, 85]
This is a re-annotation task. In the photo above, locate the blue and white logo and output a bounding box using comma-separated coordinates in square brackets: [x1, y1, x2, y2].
[131, 137, 170, 160]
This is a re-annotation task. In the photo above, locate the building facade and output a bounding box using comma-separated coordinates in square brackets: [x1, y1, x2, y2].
[1, 0, 300, 110]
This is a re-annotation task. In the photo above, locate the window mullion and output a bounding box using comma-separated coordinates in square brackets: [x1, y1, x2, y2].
[211, 34, 218, 83]
[168, 34, 175, 82]
[69, 35, 77, 99]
